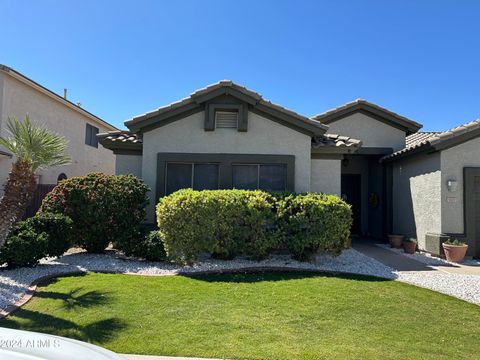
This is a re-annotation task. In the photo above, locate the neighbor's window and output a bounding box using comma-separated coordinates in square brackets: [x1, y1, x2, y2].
[85, 123, 99, 147]
[232, 164, 287, 192]
[165, 162, 219, 195]
[215, 110, 238, 129]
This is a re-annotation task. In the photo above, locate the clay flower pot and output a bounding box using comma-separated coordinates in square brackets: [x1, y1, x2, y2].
[403, 241, 416, 254]
[442, 243, 468, 263]
[388, 234, 404, 249]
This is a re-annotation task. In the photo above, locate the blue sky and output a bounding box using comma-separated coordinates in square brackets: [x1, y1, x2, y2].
[1, 0, 479, 131]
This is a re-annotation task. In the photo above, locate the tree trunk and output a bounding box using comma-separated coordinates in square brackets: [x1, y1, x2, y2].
[0, 160, 36, 247]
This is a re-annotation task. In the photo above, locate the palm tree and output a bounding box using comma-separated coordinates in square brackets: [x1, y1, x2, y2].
[0, 116, 71, 246]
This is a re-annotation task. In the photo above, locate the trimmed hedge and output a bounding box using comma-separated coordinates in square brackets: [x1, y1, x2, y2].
[157, 189, 278, 264]
[156, 189, 351, 264]
[276, 193, 352, 260]
[0, 213, 73, 268]
[40, 173, 149, 253]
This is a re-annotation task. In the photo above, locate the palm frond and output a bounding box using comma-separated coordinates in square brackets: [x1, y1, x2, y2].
[0, 116, 71, 171]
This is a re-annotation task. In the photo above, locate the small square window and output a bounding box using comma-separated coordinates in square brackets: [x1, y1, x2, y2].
[85, 123, 99, 147]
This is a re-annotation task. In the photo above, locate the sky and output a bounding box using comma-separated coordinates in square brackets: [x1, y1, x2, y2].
[1, 0, 479, 131]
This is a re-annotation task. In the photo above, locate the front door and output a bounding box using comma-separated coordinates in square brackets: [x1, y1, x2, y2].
[341, 174, 362, 235]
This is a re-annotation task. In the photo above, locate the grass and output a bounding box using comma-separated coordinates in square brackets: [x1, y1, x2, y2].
[1, 272, 479, 360]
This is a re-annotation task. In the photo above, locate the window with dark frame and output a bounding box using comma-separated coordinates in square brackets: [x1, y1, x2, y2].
[232, 164, 287, 192]
[165, 162, 220, 195]
[85, 123, 99, 148]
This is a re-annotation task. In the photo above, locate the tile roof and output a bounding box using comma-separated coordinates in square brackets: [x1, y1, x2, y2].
[381, 119, 480, 161]
[312, 134, 362, 149]
[124, 80, 328, 134]
[97, 131, 142, 151]
[313, 99, 422, 134]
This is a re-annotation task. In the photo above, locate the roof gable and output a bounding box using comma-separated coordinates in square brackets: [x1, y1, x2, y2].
[313, 99, 422, 135]
[125, 80, 327, 136]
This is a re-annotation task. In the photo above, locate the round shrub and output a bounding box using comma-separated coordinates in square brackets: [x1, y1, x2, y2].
[156, 189, 278, 265]
[0, 213, 73, 268]
[116, 229, 167, 262]
[276, 193, 352, 261]
[40, 173, 149, 253]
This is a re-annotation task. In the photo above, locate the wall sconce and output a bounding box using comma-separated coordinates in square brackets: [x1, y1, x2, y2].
[447, 179, 458, 192]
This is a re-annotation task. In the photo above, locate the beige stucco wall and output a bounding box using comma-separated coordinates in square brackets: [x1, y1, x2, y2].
[392, 152, 442, 250]
[310, 159, 341, 195]
[326, 113, 406, 151]
[141, 111, 312, 222]
[0, 72, 115, 194]
[115, 154, 142, 178]
[440, 137, 480, 234]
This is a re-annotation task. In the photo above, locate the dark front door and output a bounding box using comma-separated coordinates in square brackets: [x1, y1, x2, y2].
[341, 174, 362, 235]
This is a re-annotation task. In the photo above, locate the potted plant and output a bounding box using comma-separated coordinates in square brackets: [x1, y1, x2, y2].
[403, 237, 417, 254]
[442, 238, 468, 263]
[388, 234, 404, 249]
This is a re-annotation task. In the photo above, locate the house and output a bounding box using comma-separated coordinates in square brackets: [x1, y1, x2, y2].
[98, 81, 480, 258]
[0, 65, 117, 213]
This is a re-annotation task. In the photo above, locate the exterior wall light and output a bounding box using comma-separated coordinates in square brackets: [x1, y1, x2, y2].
[447, 179, 458, 192]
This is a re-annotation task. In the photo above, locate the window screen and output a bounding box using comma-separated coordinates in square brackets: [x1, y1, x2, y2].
[165, 163, 219, 195]
[85, 123, 99, 147]
[233, 164, 287, 191]
[193, 164, 219, 190]
[232, 165, 258, 190]
[166, 163, 192, 195]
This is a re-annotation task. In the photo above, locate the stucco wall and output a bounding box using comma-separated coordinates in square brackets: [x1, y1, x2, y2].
[141, 111, 312, 222]
[0, 73, 115, 194]
[115, 154, 142, 178]
[326, 113, 406, 151]
[392, 152, 441, 249]
[440, 137, 480, 234]
[310, 159, 341, 195]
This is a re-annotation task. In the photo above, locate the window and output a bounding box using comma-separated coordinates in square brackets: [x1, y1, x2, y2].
[165, 163, 219, 195]
[232, 164, 287, 192]
[85, 123, 99, 147]
[215, 111, 238, 129]
[57, 173, 67, 183]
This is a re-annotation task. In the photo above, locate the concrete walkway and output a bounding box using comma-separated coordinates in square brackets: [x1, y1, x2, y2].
[353, 238, 480, 275]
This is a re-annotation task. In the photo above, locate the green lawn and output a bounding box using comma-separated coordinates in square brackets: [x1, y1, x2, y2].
[1, 272, 479, 360]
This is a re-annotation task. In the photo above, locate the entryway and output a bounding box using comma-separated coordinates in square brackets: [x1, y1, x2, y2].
[341, 174, 361, 235]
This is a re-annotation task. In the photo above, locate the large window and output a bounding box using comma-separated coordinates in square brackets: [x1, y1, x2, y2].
[85, 123, 99, 148]
[165, 163, 219, 195]
[232, 164, 287, 192]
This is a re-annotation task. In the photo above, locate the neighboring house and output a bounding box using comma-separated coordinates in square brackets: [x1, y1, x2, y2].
[0, 65, 117, 213]
[98, 81, 480, 258]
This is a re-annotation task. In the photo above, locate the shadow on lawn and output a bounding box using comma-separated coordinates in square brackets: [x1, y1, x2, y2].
[182, 270, 393, 284]
[34, 288, 111, 311]
[0, 308, 127, 343]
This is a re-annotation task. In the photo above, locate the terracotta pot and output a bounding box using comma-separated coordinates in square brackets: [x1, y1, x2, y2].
[388, 235, 404, 249]
[403, 241, 416, 254]
[442, 243, 468, 263]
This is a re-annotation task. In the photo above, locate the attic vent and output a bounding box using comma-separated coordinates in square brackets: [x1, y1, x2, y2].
[215, 111, 238, 129]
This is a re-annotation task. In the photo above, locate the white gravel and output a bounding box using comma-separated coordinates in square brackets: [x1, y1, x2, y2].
[0, 248, 478, 312]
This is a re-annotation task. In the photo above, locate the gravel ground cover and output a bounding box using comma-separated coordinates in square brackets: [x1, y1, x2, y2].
[0, 247, 479, 312]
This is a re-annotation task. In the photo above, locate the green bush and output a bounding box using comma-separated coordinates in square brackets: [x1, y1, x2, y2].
[116, 229, 167, 262]
[276, 193, 352, 261]
[0, 213, 73, 268]
[40, 173, 149, 253]
[156, 190, 351, 264]
[156, 189, 278, 264]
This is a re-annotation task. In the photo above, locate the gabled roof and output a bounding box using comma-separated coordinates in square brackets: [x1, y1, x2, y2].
[125, 80, 328, 136]
[381, 119, 480, 162]
[0, 65, 117, 131]
[312, 99, 422, 135]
